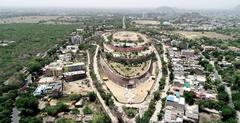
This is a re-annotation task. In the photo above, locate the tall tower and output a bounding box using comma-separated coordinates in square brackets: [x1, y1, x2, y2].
[122, 16, 126, 29]
[142, 12, 145, 19]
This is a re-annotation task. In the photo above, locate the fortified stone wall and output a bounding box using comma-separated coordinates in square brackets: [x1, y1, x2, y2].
[100, 56, 152, 87]
[110, 53, 154, 63]
[105, 44, 145, 52]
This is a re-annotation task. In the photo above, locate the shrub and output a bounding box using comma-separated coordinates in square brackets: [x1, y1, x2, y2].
[92, 114, 111, 123]
[69, 94, 81, 101]
[83, 106, 93, 115]
[123, 107, 138, 118]
[221, 106, 236, 121]
[45, 102, 69, 116]
[88, 92, 97, 102]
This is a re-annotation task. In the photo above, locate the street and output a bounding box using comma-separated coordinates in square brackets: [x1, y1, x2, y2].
[87, 48, 118, 123]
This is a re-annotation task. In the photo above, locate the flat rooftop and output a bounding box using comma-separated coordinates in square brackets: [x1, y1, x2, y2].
[38, 77, 62, 84]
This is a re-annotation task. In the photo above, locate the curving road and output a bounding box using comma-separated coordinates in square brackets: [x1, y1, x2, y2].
[150, 42, 170, 123]
[87, 48, 118, 123]
[92, 41, 163, 123]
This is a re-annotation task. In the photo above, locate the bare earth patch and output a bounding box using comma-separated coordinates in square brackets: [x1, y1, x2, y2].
[175, 31, 234, 40]
[133, 20, 160, 25]
[101, 62, 157, 104]
[109, 61, 150, 78]
[63, 79, 92, 95]
[199, 112, 221, 123]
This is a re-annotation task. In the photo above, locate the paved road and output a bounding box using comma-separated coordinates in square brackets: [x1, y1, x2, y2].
[11, 107, 20, 123]
[87, 48, 118, 123]
[150, 42, 170, 123]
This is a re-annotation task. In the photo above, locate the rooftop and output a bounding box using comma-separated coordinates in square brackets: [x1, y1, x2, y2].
[167, 95, 185, 105]
[63, 70, 86, 76]
[38, 77, 61, 84]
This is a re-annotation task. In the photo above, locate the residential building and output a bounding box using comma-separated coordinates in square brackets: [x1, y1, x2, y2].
[33, 82, 63, 97]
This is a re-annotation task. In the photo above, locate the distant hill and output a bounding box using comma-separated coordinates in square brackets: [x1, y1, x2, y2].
[234, 5, 240, 11]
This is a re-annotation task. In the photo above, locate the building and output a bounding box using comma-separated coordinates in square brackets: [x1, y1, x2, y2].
[164, 95, 186, 123]
[43, 116, 56, 123]
[66, 45, 79, 53]
[60, 45, 79, 54]
[218, 60, 232, 68]
[33, 82, 63, 97]
[71, 34, 83, 45]
[63, 70, 86, 82]
[181, 50, 195, 57]
[185, 104, 199, 122]
[64, 62, 85, 72]
[62, 62, 86, 82]
[44, 60, 64, 77]
[202, 45, 217, 51]
[166, 95, 185, 113]
[58, 53, 72, 62]
[38, 77, 61, 84]
[164, 109, 183, 123]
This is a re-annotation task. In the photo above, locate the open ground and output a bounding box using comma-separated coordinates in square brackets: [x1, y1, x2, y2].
[175, 31, 234, 40]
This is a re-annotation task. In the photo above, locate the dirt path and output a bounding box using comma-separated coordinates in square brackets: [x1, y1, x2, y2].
[150, 42, 170, 123]
[210, 61, 240, 123]
[88, 48, 118, 123]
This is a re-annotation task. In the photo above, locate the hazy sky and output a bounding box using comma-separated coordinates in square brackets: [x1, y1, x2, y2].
[0, 0, 240, 9]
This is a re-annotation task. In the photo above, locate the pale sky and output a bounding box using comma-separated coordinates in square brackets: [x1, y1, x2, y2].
[0, 0, 240, 9]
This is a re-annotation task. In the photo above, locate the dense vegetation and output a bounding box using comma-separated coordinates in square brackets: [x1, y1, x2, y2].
[0, 86, 18, 123]
[123, 107, 138, 118]
[0, 24, 78, 83]
[0, 23, 79, 123]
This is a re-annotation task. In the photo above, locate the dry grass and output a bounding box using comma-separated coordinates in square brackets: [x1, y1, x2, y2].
[175, 31, 233, 40]
[0, 16, 83, 24]
[133, 20, 160, 25]
[109, 61, 150, 78]
[199, 112, 221, 123]
[63, 79, 92, 95]
[113, 31, 140, 41]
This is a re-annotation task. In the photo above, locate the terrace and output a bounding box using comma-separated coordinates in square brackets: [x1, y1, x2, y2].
[109, 60, 151, 78]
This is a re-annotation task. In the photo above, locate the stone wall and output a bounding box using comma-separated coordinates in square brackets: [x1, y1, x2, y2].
[110, 53, 154, 63]
[100, 56, 152, 87]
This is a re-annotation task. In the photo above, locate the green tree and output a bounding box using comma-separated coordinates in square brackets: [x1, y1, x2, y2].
[71, 108, 80, 115]
[92, 114, 111, 123]
[20, 117, 42, 123]
[16, 96, 39, 116]
[0, 117, 11, 123]
[184, 92, 195, 105]
[105, 93, 114, 107]
[123, 107, 138, 118]
[56, 118, 75, 123]
[88, 92, 97, 102]
[153, 91, 160, 101]
[27, 61, 42, 73]
[69, 94, 81, 101]
[233, 61, 240, 69]
[221, 106, 236, 121]
[232, 92, 240, 111]
[45, 102, 69, 116]
[45, 106, 58, 116]
[217, 92, 229, 102]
